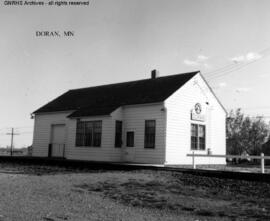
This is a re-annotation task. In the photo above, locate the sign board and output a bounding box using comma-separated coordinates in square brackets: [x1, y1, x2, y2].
[191, 103, 205, 122]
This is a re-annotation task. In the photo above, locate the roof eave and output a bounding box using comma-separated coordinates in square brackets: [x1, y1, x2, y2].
[33, 110, 76, 115]
[198, 71, 227, 115]
[67, 114, 111, 119]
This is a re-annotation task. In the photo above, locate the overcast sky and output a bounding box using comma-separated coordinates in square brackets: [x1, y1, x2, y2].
[0, 0, 270, 147]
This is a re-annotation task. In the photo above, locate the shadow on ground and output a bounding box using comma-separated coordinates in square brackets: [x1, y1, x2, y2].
[74, 172, 270, 220]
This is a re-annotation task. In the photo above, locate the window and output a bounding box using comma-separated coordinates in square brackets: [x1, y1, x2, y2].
[126, 131, 134, 147]
[191, 124, 198, 150]
[198, 125, 205, 150]
[76, 120, 102, 147]
[191, 124, 205, 150]
[115, 121, 122, 147]
[84, 121, 93, 146]
[76, 120, 85, 146]
[93, 121, 102, 147]
[144, 120, 156, 148]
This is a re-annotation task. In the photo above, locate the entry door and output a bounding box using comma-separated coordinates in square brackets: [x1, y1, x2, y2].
[122, 130, 135, 162]
[51, 124, 66, 158]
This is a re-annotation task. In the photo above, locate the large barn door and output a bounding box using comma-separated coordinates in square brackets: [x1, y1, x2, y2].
[51, 124, 66, 158]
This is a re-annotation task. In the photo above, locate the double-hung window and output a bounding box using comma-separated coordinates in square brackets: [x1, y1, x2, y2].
[191, 124, 205, 150]
[76, 120, 102, 147]
[115, 121, 122, 147]
[144, 120, 156, 148]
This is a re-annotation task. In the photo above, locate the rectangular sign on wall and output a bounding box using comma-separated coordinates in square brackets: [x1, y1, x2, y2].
[191, 112, 205, 122]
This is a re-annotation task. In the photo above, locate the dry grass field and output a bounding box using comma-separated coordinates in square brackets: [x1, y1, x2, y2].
[0, 162, 269, 221]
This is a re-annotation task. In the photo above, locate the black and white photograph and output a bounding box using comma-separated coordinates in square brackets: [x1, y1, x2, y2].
[0, 0, 270, 220]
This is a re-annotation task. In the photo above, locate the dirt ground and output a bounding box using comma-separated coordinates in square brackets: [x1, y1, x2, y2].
[0, 163, 269, 221]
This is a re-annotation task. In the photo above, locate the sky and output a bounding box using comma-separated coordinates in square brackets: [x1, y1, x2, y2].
[0, 0, 270, 148]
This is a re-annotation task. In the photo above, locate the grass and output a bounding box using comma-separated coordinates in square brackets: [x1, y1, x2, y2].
[0, 162, 269, 220]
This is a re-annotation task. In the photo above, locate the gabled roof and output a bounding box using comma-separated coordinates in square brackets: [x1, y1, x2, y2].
[33, 71, 199, 117]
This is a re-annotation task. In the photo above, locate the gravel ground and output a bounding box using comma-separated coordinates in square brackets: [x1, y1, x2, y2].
[0, 163, 269, 221]
[0, 171, 206, 221]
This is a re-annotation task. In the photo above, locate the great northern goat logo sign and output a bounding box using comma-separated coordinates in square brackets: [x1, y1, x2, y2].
[191, 103, 205, 121]
[194, 103, 202, 114]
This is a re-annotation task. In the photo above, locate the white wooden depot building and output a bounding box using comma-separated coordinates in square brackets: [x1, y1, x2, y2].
[32, 71, 226, 165]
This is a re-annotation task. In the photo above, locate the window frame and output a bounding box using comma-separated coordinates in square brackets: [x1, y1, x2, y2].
[190, 123, 206, 151]
[114, 120, 123, 148]
[76, 120, 102, 147]
[93, 121, 102, 147]
[75, 120, 85, 147]
[144, 120, 156, 149]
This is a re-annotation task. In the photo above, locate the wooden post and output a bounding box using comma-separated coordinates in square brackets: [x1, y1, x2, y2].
[192, 151, 196, 169]
[48, 143, 52, 157]
[62, 144, 65, 159]
[261, 153, 265, 174]
[6, 128, 19, 156]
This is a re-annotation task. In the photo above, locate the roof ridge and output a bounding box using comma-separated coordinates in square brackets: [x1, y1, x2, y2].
[69, 71, 199, 91]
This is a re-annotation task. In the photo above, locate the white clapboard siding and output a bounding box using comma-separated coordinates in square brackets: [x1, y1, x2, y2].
[65, 113, 122, 162]
[64, 104, 166, 164]
[32, 112, 72, 157]
[122, 103, 166, 164]
[165, 73, 226, 165]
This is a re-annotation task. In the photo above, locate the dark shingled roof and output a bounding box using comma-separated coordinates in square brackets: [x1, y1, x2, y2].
[33, 71, 199, 117]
